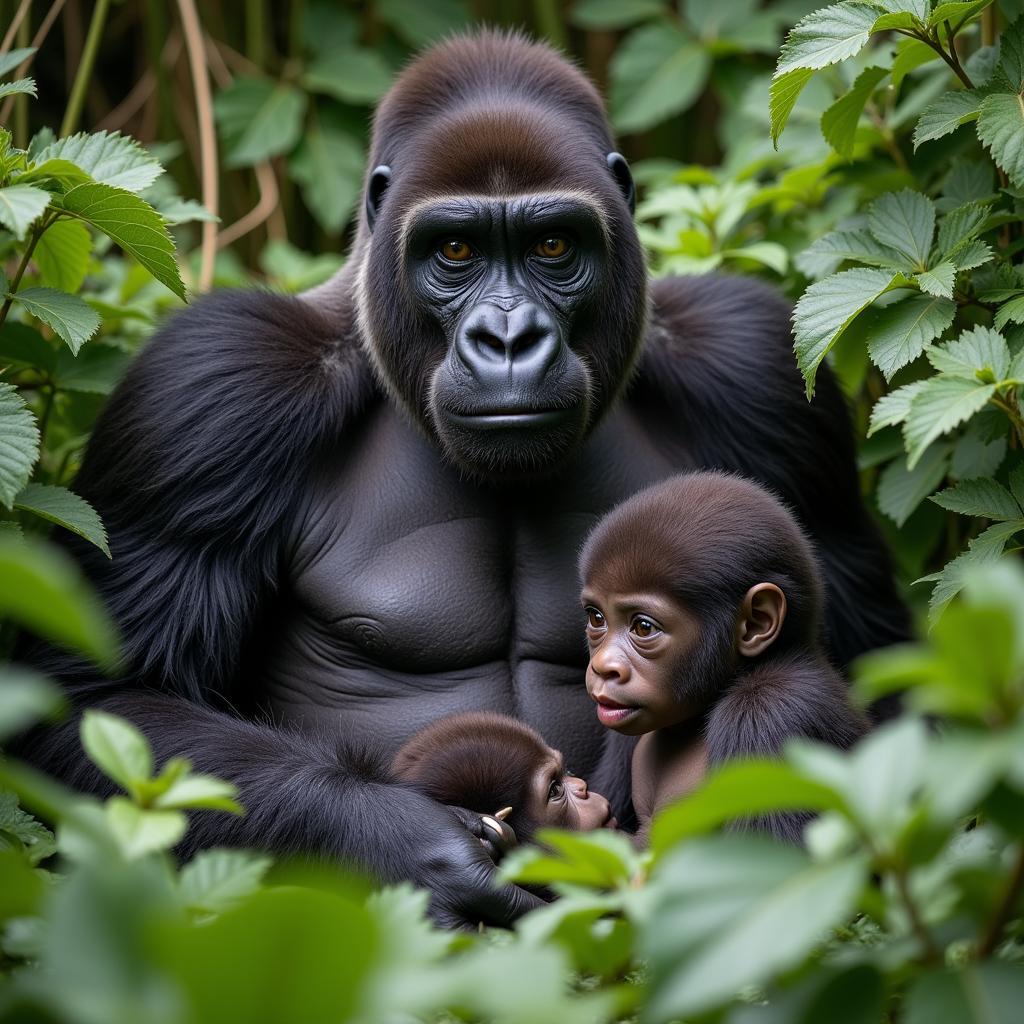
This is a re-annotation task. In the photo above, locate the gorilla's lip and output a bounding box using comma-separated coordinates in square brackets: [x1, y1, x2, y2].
[444, 408, 572, 429]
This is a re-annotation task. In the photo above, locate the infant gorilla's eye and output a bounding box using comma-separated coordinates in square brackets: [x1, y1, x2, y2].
[439, 240, 474, 262]
[630, 616, 660, 639]
[548, 779, 565, 801]
[533, 236, 570, 259]
[585, 607, 605, 629]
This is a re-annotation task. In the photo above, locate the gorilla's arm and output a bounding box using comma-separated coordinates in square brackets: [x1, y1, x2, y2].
[635, 275, 910, 668]
[18, 291, 537, 926]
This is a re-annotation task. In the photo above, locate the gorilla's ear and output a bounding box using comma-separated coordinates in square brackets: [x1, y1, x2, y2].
[606, 152, 635, 214]
[366, 165, 392, 229]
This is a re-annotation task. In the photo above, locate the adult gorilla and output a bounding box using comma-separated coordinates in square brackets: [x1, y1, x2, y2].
[25, 32, 907, 925]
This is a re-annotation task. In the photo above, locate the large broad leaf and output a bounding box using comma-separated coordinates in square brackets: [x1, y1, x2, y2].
[792, 267, 902, 397]
[998, 13, 1024, 93]
[59, 182, 186, 300]
[11, 287, 100, 355]
[977, 92, 1024, 189]
[179, 849, 273, 915]
[289, 122, 364, 235]
[877, 442, 950, 526]
[0, 381, 39, 507]
[302, 48, 393, 105]
[868, 189, 935, 270]
[928, 325, 1010, 380]
[0, 184, 49, 239]
[775, 3, 880, 76]
[769, 67, 814, 146]
[33, 131, 163, 193]
[32, 219, 91, 293]
[913, 90, 982, 149]
[609, 23, 711, 134]
[905, 964, 1024, 1024]
[864, 293, 955, 380]
[375, 0, 471, 46]
[213, 78, 308, 169]
[13, 482, 110, 556]
[570, 0, 665, 29]
[820, 65, 888, 158]
[931, 478, 1021, 520]
[905, 375, 995, 468]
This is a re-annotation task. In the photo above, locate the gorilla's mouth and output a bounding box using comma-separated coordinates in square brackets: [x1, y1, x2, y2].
[444, 408, 572, 429]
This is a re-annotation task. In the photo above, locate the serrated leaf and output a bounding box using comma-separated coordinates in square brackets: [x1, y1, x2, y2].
[179, 849, 272, 914]
[998, 14, 1024, 93]
[81, 710, 152, 791]
[214, 78, 307, 168]
[799, 226, 911, 270]
[905, 375, 995, 468]
[0, 185, 49, 240]
[928, 1, 993, 30]
[289, 122, 363, 235]
[14, 482, 110, 556]
[570, 0, 665, 29]
[913, 90, 982, 149]
[928, 325, 1010, 380]
[820, 65, 888, 158]
[15, 157, 92, 191]
[865, 293, 955, 379]
[59, 182, 185, 300]
[302, 48, 392, 105]
[11, 287, 100, 355]
[775, 3, 880, 76]
[106, 798, 186, 859]
[0, 79, 36, 100]
[948, 238, 992, 271]
[770, 67, 814, 146]
[977, 92, 1024, 189]
[610, 23, 711, 134]
[952, 422, 1006, 479]
[34, 131, 163, 193]
[937, 200, 989, 251]
[0, 47, 35, 79]
[793, 267, 902, 397]
[995, 294, 1024, 332]
[33, 219, 91, 293]
[868, 189, 935, 270]
[0, 382, 39, 507]
[877, 442, 950, 525]
[869, 379, 928, 435]
[916, 260, 956, 298]
[931, 477, 1021, 519]
[153, 774, 242, 813]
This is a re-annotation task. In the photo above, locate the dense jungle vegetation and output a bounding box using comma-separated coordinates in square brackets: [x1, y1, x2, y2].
[2, 1, 1024, 1021]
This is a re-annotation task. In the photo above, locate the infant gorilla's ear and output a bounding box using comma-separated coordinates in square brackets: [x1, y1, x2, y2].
[736, 583, 787, 658]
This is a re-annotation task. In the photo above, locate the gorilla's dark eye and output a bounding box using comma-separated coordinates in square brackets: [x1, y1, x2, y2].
[533, 236, 570, 259]
[585, 607, 605, 629]
[630, 616, 660, 639]
[548, 778, 565, 801]
[439, 240, 474, 263]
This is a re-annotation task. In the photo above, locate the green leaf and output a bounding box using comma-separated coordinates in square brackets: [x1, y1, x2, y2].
[375, 0, 470, 46]
[0, 536, 118, 665]
[916, 260, 956, 298]
[302, 48, 393, 105]
[928, 325, 1010, 380]
[289, 122, 364, 235]
[977, 92, 1024, 189]
[820, 65, 888, 158]
[892, 38, 939, 88]
[179, 849, 272, 915]
[906, 965, 1024, 1024]
[81, 710, 153, 791]
[799, 226, 911, 270]
[54, 342, 130, 395]
[0, 321, 54, 373]
[949, 238, 992, 271]
[905, 375, 996, 468]
[952, 421, 1006, 479]
[16, 157, 91, 191]
[0, 665, 65, 744]
[775, 3, 880, 76]
[864, 293, 955, 379]
[722, 241, 788, 273]
[609, 23, 711, 134]
[793, 267, 903, 397]
[570, 0, 665, 29]
[213, 78, 308, 168]
[105, 797, 187, 859]
[931, 477, 1021, 519]
[913, 90, 982, 148]
[32, 218, 91, 293]
[499, 828, 640, 888]
[0, 78, 36, 100]
[927, 1, 993, 30]
[0, 788, 56, 865]
[153, 774, 242, 813]
[34, 130, 163, 193]
[0, 382, 39, 507]
[868, 189, 935, 270]
[11, 287, 100, 355]
[877, 442, 950, 525]
[14, 482, 110, 556]
[0, 184, 49, 239]
[59, 182, 186, 300]
[770, 67, 814, 147]
[995, 294, 1024, 332]
[998, 13, 1024, 93]
[938, 201, 989, 254]
[869, 380, 929, 435]
[0, 47, 35, 79]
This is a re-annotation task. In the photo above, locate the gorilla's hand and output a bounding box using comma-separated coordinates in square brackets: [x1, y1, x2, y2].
[447, 805, 518, 863]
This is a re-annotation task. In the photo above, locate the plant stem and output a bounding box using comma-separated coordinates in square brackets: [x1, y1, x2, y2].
[60, 0, 111, 136]
[943, 21, 972, 87]
[915, 29, 975, 89]
[978, 845, 1024, 958]
[894, 866, 943, 965]
[990, 393, 1024, 448]
[0, 219, 48, 331]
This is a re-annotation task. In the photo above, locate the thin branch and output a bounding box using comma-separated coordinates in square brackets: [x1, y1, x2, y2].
[175, 0, 219, 292]
[61, 0, 112, 136]
[217, 160, 278, 249]
[0, 216, 53, 331]
[894, 866, 943, 965]
[0, 0, 32, 55]
[0, 0, 67, 124]
[978, 846, 1024, 958]
[913, 29, 975, 89]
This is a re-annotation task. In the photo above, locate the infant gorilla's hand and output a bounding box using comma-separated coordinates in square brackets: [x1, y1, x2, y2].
[447, 805, 518, 862]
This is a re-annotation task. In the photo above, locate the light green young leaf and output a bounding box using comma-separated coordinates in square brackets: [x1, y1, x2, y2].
[0, 665, 65, 744]
[915, 260, 956, 298]
[81, 710, 153, 791]
[722, 241, 788, 273]
[997, 12, 1024, 93]
[0, 382, 39, 507]
[913, 90, 982, 149]
[820, 65, 888, 158]
[214, 78, 307, 168]
[868, 379, 929, 435]
[928, 1, 993, 30]
[0, 47, 35, 79]
[799, 226, 911, 271]
[0, 185, 49, 239]
[931, 478, 1021, 520]
[864, 293, 955, 380]
[868, 189, 935, 270]
[32, 218, 91, 293]
[59, 182, 186, 299]
[106, 798, 187, 859]
[179, 849, 273, 915]
[995, 294, 1024, 332]
[770, 67, 814, 146]
[775, 3, 880, 76]
[570, 0, 665, 29]
[34, 131, 163, 193]
[877, 442, 950, 525]
[302, 48, 393, 105]
[13, 482, 110, 556]
[976, 92, 1024, 189]
[11, 287, 100, 355]
[905, 375, 995, 468]
[927, 325, 1010, 380]
[793, 267, 903, 397]
[892, 38, 937, 88]
[0, 79, 36, 100]
[15, 157, 91, 191]
[153, 774, 243, 813]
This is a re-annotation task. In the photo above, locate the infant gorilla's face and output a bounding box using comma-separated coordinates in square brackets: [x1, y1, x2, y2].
[527, 744, 615, 831]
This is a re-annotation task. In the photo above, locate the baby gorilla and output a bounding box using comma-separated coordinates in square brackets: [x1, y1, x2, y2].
[579, 471, 869, 844]
[393, 712, 615, 851]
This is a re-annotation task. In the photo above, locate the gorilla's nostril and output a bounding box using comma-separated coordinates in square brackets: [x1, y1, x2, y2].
[470, 330, 506, 359]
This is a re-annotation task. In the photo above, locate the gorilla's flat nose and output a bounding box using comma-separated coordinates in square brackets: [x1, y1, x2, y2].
[456, 301, 560, 379]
